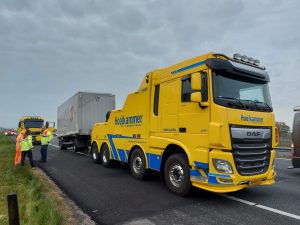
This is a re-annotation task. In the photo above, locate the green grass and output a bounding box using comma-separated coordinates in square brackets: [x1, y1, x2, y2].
[0, 134, 63, 225]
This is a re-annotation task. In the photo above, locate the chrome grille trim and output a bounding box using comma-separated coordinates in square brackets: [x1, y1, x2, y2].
[231, 126, 272, 176]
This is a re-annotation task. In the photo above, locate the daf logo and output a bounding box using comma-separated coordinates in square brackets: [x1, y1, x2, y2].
[247, 131, 261, 137]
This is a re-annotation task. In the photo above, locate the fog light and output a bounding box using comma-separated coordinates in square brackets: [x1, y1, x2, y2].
[212, 159, 233, 174]
[218, 178, 233, 184]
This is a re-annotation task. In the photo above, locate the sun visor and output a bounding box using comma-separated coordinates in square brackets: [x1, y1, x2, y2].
[206, 58, 270, 82]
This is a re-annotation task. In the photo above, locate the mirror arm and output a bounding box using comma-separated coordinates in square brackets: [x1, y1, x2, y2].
[199, 102, 209, 109]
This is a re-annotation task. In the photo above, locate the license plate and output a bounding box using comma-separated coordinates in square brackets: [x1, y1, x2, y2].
[249, 179, 262, 186]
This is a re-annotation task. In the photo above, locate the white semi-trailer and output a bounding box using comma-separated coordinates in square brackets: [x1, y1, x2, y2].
[57, 92, 115, 152]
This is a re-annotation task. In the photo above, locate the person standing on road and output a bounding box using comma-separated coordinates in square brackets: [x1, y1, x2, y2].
[20, 130, 35, 168]
[14, 130, 25, 165]
[40, 126, 53, 163]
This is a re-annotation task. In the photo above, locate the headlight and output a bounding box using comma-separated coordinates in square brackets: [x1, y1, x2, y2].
[212, 159, 233, 174]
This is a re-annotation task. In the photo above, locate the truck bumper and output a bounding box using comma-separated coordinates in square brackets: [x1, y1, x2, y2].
[190, 149, 276, 193]
[32, 136, 41, 145]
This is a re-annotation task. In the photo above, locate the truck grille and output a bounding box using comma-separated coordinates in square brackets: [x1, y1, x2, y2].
[231, 126, 272, 176]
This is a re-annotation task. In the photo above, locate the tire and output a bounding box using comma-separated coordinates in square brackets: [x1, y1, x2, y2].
[130, 148, 147, 180]
[91, 143, 101, 164]
[100, 144, 111, 167]
[73, 139, 80, 152]
[164, 153, 191, 196]
[59, 139, 66, 150]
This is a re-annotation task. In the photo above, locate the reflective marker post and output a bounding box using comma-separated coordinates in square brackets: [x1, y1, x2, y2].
[7, 193, 20, 225]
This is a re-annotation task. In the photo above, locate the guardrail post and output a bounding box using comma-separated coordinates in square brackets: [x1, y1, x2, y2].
[7, 193, 20, 225]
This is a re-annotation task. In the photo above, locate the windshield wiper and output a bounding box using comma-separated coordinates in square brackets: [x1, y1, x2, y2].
[242, 100, 273, 112]
[217, 96, 246, 109]
[242, 99, 260, 110]
[255, 101, 273, 111]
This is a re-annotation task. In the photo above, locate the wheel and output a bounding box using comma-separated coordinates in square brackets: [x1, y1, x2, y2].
[59, 139, 66, 150]
[130, 148, 147, 180]
[100, 144, 111, 167]
[91, 143, 101, 164]
[73, 139, 80, 152]
[164, 153, 191, 196]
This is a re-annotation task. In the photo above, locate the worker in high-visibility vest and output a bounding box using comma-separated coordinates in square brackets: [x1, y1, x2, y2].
[40, 126, 53, 162]
[15, 130, 25, 165]
[20, 130, 35, 167]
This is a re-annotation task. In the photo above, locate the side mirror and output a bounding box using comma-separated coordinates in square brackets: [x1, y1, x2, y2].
[191, 92, 209, 107]
[191, 72, 201, 91]
[191, 92, 202, 102]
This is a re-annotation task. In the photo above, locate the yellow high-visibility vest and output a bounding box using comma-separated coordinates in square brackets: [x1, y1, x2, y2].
[41, 130, 53, 146]
[20, 135, 33, 151]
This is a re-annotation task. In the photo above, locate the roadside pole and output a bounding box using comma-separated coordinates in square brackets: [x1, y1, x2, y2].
[7, 193, 20, 225]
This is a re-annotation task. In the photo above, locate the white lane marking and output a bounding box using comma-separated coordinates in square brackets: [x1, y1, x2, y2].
[223, 194, 300, 221]
[76, 152, 89, 156]
[256, 204, 300, 220]
[223, 195, 256, 206]
[66, 148, 89, 156]
[50, 167, 58, 172]
[49, 144, 59, 148]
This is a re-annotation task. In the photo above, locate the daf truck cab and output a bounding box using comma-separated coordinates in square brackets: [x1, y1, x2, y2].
[91, 52, 277, 196]
[17, 116, 55, 145]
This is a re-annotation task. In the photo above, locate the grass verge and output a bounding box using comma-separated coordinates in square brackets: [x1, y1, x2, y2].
[0, 134, 64, 225]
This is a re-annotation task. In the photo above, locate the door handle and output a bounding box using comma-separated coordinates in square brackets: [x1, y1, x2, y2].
[179, 128, 186, 133]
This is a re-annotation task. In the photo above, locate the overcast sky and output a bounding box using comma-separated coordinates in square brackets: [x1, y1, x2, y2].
[0, 0, 299, 128]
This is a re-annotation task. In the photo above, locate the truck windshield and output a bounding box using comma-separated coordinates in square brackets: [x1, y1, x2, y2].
[213, 71, 272, 112]
[24, 120, 44, 128]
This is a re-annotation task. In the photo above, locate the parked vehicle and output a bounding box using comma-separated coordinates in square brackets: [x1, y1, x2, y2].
[57, 92, 115, 152]
[4, 129, 16, 136]
[91, 52, 278, 196]
[292, 106, 300, 168]
[17, 116, 54, 144]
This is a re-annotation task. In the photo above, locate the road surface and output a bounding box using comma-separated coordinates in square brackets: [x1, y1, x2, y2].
[24, 138, 300, 225]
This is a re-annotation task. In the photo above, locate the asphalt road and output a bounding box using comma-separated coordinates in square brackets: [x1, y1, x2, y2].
[20, 138, 300, 225]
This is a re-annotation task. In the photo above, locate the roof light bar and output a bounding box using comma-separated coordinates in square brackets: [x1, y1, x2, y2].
[233, 53, 242, 61]
[241, 55, 248, 62]
[233, 53, 261, 67]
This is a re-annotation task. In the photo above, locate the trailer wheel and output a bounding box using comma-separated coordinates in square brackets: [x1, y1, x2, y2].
[100, 144, 110, 167]
[73, 139, 80, 152]
[164, 153, 191, 196]
[59, 139, 66, 150]
[130, 148, 147, 180]
[91, 143, 101, 164]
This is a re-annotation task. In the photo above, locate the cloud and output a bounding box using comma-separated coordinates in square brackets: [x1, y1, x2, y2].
[0, 0, 299, 128]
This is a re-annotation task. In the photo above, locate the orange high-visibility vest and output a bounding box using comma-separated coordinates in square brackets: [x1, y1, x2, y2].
[15, 134, 22, 165]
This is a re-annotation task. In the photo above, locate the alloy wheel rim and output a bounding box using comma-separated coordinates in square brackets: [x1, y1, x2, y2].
[133, 156, 142, 174]
[102, 150, 108, 163]
[169, 163, 185, 188]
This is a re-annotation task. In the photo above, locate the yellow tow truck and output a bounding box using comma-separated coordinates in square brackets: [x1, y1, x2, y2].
[17, 116, 55, 145]
[91, 52, 278, 196]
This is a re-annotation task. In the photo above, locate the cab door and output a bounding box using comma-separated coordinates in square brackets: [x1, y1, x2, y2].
[178, 70, 210, 146]
[160, 79, 180, 133]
